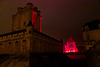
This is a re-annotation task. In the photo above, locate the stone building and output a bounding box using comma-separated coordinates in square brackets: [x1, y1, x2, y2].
[82, 16, 100, 67]
[12, 3, 41, 32]
[82, 19, 100, 50]
[0, 3, 63, 67]
[87, 41, 100, 67]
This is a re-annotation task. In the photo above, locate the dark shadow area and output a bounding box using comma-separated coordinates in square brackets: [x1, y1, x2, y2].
[0, 53, 88, 67]
[0, 54, 10, 64]
[30, 53, 88, 67]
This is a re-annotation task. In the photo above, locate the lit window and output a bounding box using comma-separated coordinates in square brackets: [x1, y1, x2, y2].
[69, 43, 74, 47]
[71, 49, 73, 52]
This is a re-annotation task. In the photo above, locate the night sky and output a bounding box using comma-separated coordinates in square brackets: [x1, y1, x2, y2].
[0, 0, 100, 44]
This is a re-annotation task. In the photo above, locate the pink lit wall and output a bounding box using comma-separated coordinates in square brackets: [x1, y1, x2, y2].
[32, 6, 42, 32]
[63, 37, 78, 53]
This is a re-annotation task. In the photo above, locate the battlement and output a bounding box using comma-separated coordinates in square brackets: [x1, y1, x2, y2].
[0, 26, 62, 54]
[12, 3, 42, 32]
[0, 2, 63, 55]
[26, 3, 33, 9]
[0, 29, 26, 41]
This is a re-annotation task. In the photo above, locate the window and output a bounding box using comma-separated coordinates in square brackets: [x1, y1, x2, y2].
[69, 43, 74, 47]
[15, 41, 18, 43]
[0, 44, 2, 45]
[9, 42, 11, 44]
[23, 40, 26, 42]
[24, 22, 26, 26]
[29, 31, 31, 33]
[71, 49, 73, 52]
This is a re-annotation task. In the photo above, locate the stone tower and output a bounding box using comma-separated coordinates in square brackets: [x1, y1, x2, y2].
[12, 3, 42, 32]
[0, 3, 63, 67]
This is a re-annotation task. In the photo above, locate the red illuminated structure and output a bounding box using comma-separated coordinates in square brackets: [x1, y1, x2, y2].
[32, 6, 42, 32]
[63, 36, 78, 53]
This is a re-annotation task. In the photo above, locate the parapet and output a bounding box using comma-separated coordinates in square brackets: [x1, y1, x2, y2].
[17, 7, 23, 13]
[12, 3, 42, 32]
[26, 3, 33, 9]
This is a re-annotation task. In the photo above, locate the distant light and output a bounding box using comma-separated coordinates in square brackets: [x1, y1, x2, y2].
[63, 36, 78, 53]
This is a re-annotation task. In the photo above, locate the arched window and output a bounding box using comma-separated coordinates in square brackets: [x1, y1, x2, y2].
[71, 49, 73, 52]
[15, 41, 21, 53]
[22, 40, 27, 53]
[24, 22, 26, 26]
[69, 43, 74, 47]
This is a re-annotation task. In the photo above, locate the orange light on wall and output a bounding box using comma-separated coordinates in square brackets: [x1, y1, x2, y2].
[66, 51, 68, 53]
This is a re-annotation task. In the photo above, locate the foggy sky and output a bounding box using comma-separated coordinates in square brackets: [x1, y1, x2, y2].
[0, 0, 100, 44]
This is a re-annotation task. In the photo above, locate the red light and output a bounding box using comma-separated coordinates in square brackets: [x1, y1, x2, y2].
[63, 36, 78, 53]
[39, 12, 42, 32]
[32, 6, 42, 32]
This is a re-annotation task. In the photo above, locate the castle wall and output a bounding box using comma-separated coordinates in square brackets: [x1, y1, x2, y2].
[82, 29, 100, 43]
[0, 3, 63, 67]
[0, 26, 62, 55]
[0, 30, 30, 54]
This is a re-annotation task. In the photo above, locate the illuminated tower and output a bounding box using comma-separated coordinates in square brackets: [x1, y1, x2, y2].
[12, 3, 42, 32]
[63, 36, 78, 53]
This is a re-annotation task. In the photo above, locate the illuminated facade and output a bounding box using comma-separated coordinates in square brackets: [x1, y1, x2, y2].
[0, 3, 63, 67]
[63, 37, 78, 53]
[82, 19, 100, 50]
[12, 3, 42, 32]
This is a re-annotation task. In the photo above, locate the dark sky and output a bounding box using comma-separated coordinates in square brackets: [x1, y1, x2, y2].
[0, 0, 100, 44]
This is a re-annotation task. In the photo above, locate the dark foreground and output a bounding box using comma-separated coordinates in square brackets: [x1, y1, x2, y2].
[0, 53, 88, 67]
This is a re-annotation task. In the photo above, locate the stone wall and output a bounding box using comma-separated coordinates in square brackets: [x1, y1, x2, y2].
[12, 3, 41, 32]
[0, 26, 63, 54]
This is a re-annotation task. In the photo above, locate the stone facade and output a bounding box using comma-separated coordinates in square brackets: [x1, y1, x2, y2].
[12, 3, 42, 32]
[82, 20, 100, 50]
[0, 3, 63, 67]
[0, 25, 62, 54]
[82, 18, 100, 67]
[87, 41, 100, 67]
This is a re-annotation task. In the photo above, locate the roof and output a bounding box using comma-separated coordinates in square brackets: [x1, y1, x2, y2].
[0, 29, 26, 37]
[34, 30, 62, 43]
[0, 28, 61, 43]
[67, 36, 75, 42]
[83, 19, 100, 31]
